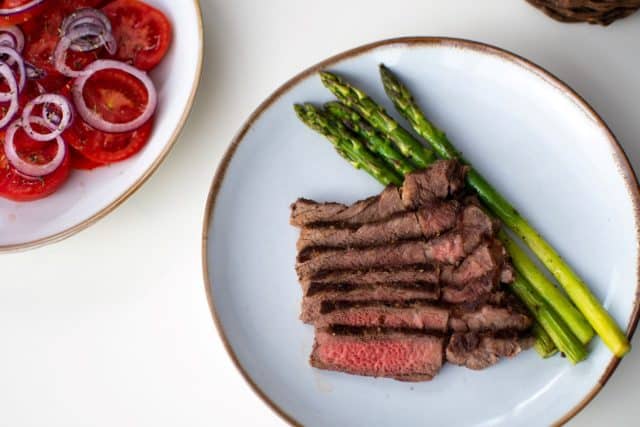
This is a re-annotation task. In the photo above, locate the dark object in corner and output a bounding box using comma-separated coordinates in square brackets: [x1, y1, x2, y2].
[526, 0, 640, 25]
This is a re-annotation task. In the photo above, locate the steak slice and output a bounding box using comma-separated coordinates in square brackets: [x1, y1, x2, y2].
[441, 274, 498, 304]
[296, 241, 430, 279]
[314, 301, 450, 331]
[297, 199, 462, 256]
[448, 305, 533, 332]
[301, 283, 440, 323]
[446, 332, 535, 370]
[416, 200, 462, 239]
[441, 242, 505, 286]
[401, 160, 467, 209]
[297, 212, 422, 255]
[290, 186, 404, 227]
[423, 204, 496, 265]
[311, 327, 444, 380]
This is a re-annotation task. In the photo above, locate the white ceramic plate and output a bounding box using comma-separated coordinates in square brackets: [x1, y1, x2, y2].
[202, 38, 640, 426]
[0, 0, 203, 251]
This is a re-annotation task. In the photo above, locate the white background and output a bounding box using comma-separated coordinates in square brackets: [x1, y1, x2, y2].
[1, 0, 639, 425]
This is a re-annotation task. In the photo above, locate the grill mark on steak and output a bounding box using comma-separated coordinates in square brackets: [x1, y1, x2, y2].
[300, 284, 441, 323]
[306, 265, 439, 285]
[314, 301, 450, 331]
[296, 240, 431, 279]
[296, 212, 422, 261]
[311, 327, 445, 381]
[307, 281, 439, 297]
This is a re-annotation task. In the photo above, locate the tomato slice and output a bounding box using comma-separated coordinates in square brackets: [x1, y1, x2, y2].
[0, 0, 48, 25]
[69, 146, 102, 170]
[81, 68, 149, 124]
[0, 127, 71, 201]
[102, 0, 172, 70]
[64, 117, 152, 164]
[61, 70, 153, 164]
[21, 0, 106, 75]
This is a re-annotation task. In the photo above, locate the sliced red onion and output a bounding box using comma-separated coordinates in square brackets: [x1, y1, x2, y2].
[3, 118, 66, 178]
[0, 26, 24, 52]
[62, 8, 116, 55]
[22, 94, 73, 141]
[25, 62, 45, 80]
[53, 32, 86, 78]
[0, 0, 45, 17]
[72, 59, 157, 133]
[0, 46, 25, 92]
[0, 62, 19, 124]
[55, 24, 118, 77]
[62, 8, 112, 35]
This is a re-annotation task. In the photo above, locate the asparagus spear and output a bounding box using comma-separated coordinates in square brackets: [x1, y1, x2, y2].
[380, 64, 630, 356]
[499, 230, 593, 344]
[325, 101, 417, 176]
[319, 71, 435, 169]
[294, 104, 403, 186]
[511, 274, 587, 363]
[533, 323, 558, 358]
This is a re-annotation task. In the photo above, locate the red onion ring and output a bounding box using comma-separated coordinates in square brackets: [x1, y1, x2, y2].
[0, 26, 24, 52]
[62, 8, 112, 35]
[0, 62, 19, 126]
[72, 60, 157, 133]
[22, 94, 73, 141]
[54, 25, 117, 77]
[3, 117, 66, 178]
[62, 9, 116, 55]
[0, 0, 45, 17]
[25, 62, 45, 80]
[0, 46, 25, 92]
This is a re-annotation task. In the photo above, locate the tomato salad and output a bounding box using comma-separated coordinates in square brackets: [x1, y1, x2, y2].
[0, 0, 171, 201]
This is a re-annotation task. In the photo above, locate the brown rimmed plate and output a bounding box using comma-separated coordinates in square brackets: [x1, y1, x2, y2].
[202, 37, 640, 426]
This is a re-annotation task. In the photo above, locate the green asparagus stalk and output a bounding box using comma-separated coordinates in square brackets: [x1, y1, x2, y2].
[324, 101, 417, 176]
[319, 71, 435, 169]
[511, 275, 587, 364]
[380, 64, 629, 356]
[533, 323, 558, 358]
[499, 230, 593, 344]
[294, 104, 403, 186]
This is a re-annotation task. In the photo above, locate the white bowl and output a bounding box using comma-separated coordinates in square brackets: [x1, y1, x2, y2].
[0, 0, 204, 252]
[203, 38, 640, 426]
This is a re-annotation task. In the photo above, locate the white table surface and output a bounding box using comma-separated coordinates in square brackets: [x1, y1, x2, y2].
[2, 1, 639, 425]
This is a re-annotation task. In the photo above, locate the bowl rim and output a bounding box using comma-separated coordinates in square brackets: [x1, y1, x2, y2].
[201, 36, 640, 427]
[0, 0, 205, 253]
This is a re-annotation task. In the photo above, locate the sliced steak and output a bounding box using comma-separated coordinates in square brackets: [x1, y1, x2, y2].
[441, 274, 498, 304]
[448, 305, 533, 332]
[401, 160, 467, 209]
[290, 186, 404, 227]
[441, 242, 505, 286]
[446, 332, 535, 370]
[311, 327, 444, 380]
[315, 301, 450, 331]
[301, 283, 440, 323]
[297, 212, 422, 255]
[296, 241, 430, 279]
[416, 200, 461, 239]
